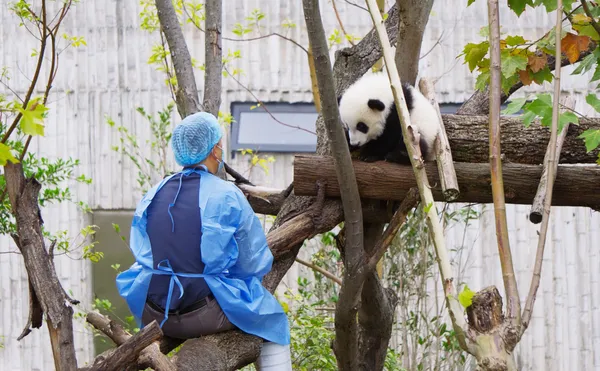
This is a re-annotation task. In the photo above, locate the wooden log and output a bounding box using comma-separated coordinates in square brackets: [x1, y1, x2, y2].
[293, 155, 600, 209]
[441, 114, 600, 164]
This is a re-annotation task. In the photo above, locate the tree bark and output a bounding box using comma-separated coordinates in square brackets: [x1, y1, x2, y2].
[293, 155, 600, 209]
[154, 0, 201, 117]
[441, 114, 599, 164]
[357, 223, 398, 371]
[4, 163, 78, 371]
[395, 0, 434, 86]
[203, 0, 222, 117]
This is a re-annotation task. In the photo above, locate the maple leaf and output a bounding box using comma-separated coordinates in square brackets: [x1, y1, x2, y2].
[561, 32, 592, 64]
[518, 69, 533, 85]
[527, 54, 548, 73]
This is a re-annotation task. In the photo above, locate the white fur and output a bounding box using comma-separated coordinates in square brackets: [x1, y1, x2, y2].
[338, 72, 441, 160]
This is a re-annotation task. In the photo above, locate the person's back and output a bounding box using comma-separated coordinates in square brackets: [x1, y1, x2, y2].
[116, 112, 292, 370]
[145, 171, 211, 311]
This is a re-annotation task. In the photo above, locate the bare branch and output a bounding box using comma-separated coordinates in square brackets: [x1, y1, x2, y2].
[366, 188, 419, 271]
[295, 257, 342, 285]
[529, 96, 574, 223]
[418, 78, 459, 201]
[522, 0, 564, 334]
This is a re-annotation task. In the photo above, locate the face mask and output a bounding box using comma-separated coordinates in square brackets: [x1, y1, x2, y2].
[214, 145, 224, 172]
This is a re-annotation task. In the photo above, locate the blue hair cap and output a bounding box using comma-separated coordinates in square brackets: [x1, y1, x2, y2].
[171, 111, 223, 167]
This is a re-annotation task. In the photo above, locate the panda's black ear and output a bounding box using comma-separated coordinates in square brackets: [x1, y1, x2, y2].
[368, 99, 386, 111]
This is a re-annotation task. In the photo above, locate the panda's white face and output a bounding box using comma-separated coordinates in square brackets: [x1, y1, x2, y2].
[342, 100, 387, 147]
[338, 73, 394, 148]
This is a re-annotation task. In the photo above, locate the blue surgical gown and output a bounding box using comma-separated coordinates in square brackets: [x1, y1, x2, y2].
[115, 166, 290, 345]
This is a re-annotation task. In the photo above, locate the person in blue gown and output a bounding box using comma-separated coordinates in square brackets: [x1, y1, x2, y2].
[116, 111, 292, 370]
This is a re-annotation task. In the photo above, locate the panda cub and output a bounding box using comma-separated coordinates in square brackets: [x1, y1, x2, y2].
[338, 72, 441, 165]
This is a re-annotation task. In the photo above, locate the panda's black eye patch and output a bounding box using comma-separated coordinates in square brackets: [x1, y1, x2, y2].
[356, 122, 369, 133]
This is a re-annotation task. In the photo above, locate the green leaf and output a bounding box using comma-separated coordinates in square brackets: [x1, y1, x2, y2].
[591, 64, 600, 82]
[586, 93, 600, 113]
[467, 0, 477, 5]
[461, 42, 489, 72]
[578, 129, 600, 152]
[505, 35, 526, 46]
[508, 0, 533, 16]
[502, 98, 527, 115]
[571, 52, 596, 75]
[475, 70, 490, 91]
[0, 143, 19, 166]
[18, 98, 47, 136]
[458, 285, 476, 308]
[574, 24, 600, 41]
[558, 111, 579, 132]
[500, 52, 528, 78]
[531, 66, 554, 84]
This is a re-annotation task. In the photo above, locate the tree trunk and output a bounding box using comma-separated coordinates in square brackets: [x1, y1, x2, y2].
[293, 155, 600, 209]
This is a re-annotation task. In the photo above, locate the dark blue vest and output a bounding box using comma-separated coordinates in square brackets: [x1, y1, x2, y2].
[146, 169, 211, 310]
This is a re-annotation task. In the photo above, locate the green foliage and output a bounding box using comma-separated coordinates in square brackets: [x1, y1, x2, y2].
[458, 285, 475, 308]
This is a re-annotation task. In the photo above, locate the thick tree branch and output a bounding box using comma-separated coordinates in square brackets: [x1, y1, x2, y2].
[395, 0, 434, 85]
[86, 312, 176, 371]
[202, 0, 222, 117]
[4, 163, 78, 370]
[82, 320, 164, 371]
[154, 0, 201, 117]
